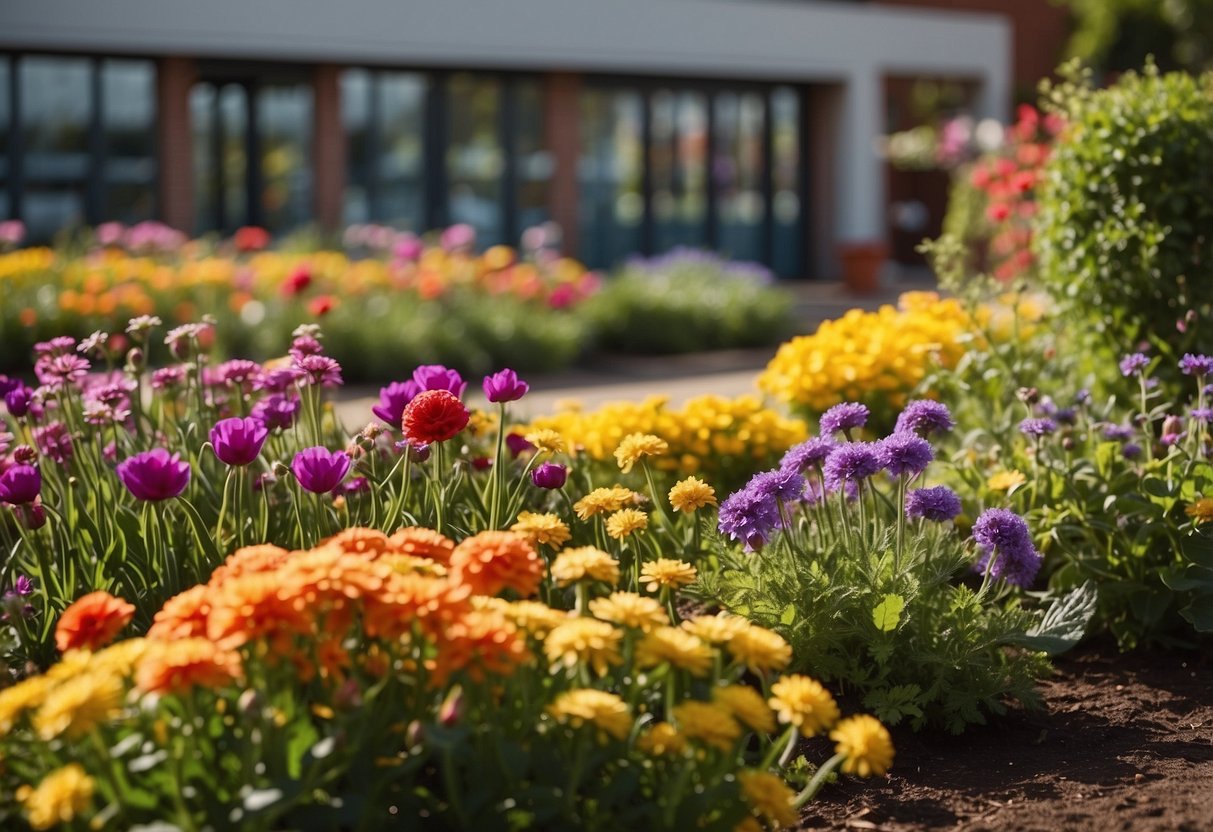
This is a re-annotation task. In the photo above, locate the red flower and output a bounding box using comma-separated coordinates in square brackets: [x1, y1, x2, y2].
[234, 226, 270, 252]
[55, 591, 135, 652]
[308, 295, 337, 317]
[401, 390, 470, 445]
[282, 266, 312, 296]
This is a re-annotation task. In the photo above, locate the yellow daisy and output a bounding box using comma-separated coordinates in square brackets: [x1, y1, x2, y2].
[640, 558, 697, 593]
[615, 433, 669, 473]
[605, 508, 648, 540]
[831, 714, 895, 777]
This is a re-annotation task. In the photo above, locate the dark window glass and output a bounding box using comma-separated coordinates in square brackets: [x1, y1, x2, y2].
[578, 88, 643, 269]
[516, 79, 551, 235]
[102, 59, 155, 223]
[257, 83, 312, 233]
[20, 56, 90, 238]
[714, 90, 765, 264]
[0, 56, 9, 216]
[771, 87, 801, 278]
[378, 72, 424, 230]
[651, 89, 708, 252]
[447, 73, 503, 245]
[340, 69, 371, 224]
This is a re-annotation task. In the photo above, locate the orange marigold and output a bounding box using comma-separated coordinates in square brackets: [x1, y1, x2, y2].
[208, 543, 291, 585]
[389, 526, 456, 566]
[323, 527, 394, 558]
[54, 592, 135, 653]
[449, 531, 544, 598]
[135, 638, 242, 694]
[430, 609, 528, 685]
[146, 585, 212, 641]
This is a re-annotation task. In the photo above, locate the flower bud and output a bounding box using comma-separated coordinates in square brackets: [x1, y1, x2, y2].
[125, 347, 145, 372]
[531, 462, 568, 490]
[439, 686, 464, 726]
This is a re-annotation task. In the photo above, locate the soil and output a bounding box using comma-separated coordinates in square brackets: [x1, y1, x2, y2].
[801, 639, 1213, 831]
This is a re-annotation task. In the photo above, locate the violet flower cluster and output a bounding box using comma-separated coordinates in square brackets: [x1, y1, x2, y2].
[971, 508, 1042, 588]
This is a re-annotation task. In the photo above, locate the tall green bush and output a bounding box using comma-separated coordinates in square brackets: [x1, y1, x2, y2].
[1035, 62, 1213, 359]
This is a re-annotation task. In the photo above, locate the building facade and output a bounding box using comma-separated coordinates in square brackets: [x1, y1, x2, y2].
[1, 0, 1013, 277]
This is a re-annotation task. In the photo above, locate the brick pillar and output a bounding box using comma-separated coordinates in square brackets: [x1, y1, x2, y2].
[543, 72, 582, 257]
[313, 64, 346, 232]
[156, 57, 196, 234]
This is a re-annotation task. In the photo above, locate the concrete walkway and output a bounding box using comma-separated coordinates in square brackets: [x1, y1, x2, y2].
[332, 272, 937, 428]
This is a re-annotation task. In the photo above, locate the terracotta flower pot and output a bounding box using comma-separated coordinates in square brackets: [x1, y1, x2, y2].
[838, 242, 888, 295]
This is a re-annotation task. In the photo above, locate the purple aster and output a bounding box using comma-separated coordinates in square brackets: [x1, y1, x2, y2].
[717, 484, 781, 551]
[151, 366, 189, 390]
[483, 369, 529, 404]
[1019, 418, 1058, 438]
[250, 394, 300, 431]
[905, 485, 962, 522]
[1119, 353, 1149, 377]
[372, 380, 421, 426]
[293, 354, 343, 387]
[217, 359, 262, 386]
[1102, 423, 1135, 442]
[82, 400, 130, 427]
[289, 334, 325, 360]
[819, 402, 870, 436]
[1073, 388, 1092, 406]
[253, 366, 305, 393]
[35, 354, 90, 390]
[34, 336, 76, 359]
[821, 442, 881, 492]
[291, 447, 351, 494]
[116, 449, 191, 502]
[412, 364, 467, 398]
[34, 423, 73, 464]
[1192, 408, 1213, 424]
[85, 379, 135, 408]
[971, 508, 1042, 588]
[1123, 442, 1143, 460]
[748, 468, 807, 505]
[877, 432, 934, 477]
[894, 400, 955, 437]
[1179, 354, 1213, 377]
[1054, 407, 1078, 426]
[780, 437, 838, 473]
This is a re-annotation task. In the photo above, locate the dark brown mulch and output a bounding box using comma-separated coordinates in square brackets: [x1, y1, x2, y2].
[800, 639, 1213, 831]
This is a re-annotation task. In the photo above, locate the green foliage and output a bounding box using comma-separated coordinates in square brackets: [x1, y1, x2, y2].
[1034, 62, 1213, 367]
[1056, 0, 1213, 73]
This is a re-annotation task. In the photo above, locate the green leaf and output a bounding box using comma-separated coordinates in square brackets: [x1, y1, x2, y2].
[1008, 581, 1098, 656]
[780, 603, 797, 626]
[1178, 595, 1213, 632]
[871, 594, 905, 632]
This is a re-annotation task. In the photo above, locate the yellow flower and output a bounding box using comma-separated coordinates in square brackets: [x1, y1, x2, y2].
[682, 613, 749, 644]
[547, 689, 632, 742]
[500, 601, 569, 637]
[1185, 498, 1213, 525]
[544, 618, 624, 676]
[524, 428, 566, 455]
[34, 671, 124, 740]
[589, 592, 667, 631]
[713, 685, 776, 733]
[605, 508, 648, 539]
[831, 714, 895, 777]
[0, 675, 54, 733]
[615, 432, 669, 473]
[734, 818, 764, 832]
[738, 769, 798, 829]
[89, 637, 151, 678]
[987, 469, 1026, 492]
[636, 626, 715, 677]
[550, 546, 620, 587]
[727, 624, 792, 673]
[510, 511, 572, 548]
[668, 476, 717, 512]
[768, 675, 840, 736]
[16, 764, 95, 830]
[640, 558, 697, 592]
[635, 721, 687, 756]
[573, 486, 638, 520]
[671, 700, 742, 751]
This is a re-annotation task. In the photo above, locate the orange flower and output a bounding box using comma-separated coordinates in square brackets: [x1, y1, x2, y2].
[135, 638, 242, 694]
[401, 390, 470, 446]
[146, 585, 212, 641]
[388, 527, 455, 565]
[324, 528, 393, 559]
[55, 592, 135, 653]
[208, 544, 291, 585]
[308, 295, 338, 317]
[234, 225, 270, 252]
[430, 609, 528, 685]
[449, 531, 544, 598]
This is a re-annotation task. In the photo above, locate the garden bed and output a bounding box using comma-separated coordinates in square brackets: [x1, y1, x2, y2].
[803, 639, 1213, 831]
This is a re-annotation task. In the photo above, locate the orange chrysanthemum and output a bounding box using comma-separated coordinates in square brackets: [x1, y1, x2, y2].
[401, 389, 470, 446]
[146, 585, 212, 641]
[135, 638, 242, 694]
[429, 609, 528, 685]
[54, 592, 135, 653]
[208, 543, 291, 585]
[323, 528, 394, 558]
[449, 531, 544, 598]
[389, 526, 456, 566]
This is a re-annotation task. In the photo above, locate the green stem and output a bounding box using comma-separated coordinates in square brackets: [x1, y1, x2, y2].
[795, 751, 846, 806]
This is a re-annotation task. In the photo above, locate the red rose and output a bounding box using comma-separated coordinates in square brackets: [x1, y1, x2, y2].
[401, 389, 470, 445]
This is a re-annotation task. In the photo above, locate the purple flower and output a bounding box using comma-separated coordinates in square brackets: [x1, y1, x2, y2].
[254, 366, 304, 393]
[0, 375, 18, 397]
[440, 223, 476, 252]
[0, 465, 41, 505]
[413, 365, 467, 399]
[821, 442, 881, 492]
[819, 402, 870, 436]
[894, 400, 955, 437]
[151, 366, 188, 390]
[372, 380, 421, 426]
[1123, 442, 1142, 459]
[780, 437, 838, 473]
[292, 447, 351, 494]
[483, 369, 529, 404]
[905, 486, 962, 522]
[971, 508, 1042, 588]
[5, 384, 34, 418]
[344, 476, 371, 495]
[1119, 353, 1149, 377]
[1074, 388, 1092, 406]
[506, 433, 535, 457]
[10, 576, 33, 596]
[1019, 418, 1058, 438]
[1179, 354, 1213, 377]
[1192, 408, 1213, 424]
[34, 423, 73, 464]
[877, 433, 934, 477]
[117, 449, 191, 502]
[34, 336, 76, 358]
[289, 335, 324, 360]
[531, 462, 568, 489]
[250, 393, 300, 431]
[217, 359, 262, 386]
[717, 482, 781, 552]
[35, 354, 90, 390]
[748, 468, 806, 504]
[1102, 423, 1135, 442]
[210, 417, 269, 466]
[293, 354, 343, 387]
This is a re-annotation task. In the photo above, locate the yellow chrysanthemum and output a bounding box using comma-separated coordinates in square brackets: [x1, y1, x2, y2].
[681, 613, 749, 644]
[831, 714, 895, 777]
[713, 685, 776, 733]
[738, 769, 799, 829]
[640, 558, 698, 593]
[89, 637, 151, 678]
[573, 486, 638, 520]
[547, 689, 632, 742]
[466, 409, 497, 437]
[525, 428, 566, 455]
[500, 601, 569, 637]
[510, 511, 572, 548]
[16, 764, 95, 831]
[668, 476, 718, 512]
[589, 592, 667, 632]
[987, 469, 1026, 492]
[550, 546, 620, 587]
[34, 671, 124, 740]
[605, 508, 648, 540]
[635, 721, 687, 756]
[768, 675, 840, 736]
[1185, 498, 1213, 525]
[544, 618, 624, 676]
[0, 675, 54, 733]
[615, 433, 669, 473]
[636, 627, 714, 677]
[672, 700, 742, 751]
[727, 625, 792, 673]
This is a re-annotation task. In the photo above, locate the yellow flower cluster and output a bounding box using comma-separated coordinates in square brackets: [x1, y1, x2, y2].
[520, 394, 806, 476]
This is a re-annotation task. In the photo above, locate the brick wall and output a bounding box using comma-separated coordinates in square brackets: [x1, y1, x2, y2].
[156, 57, 196, 233]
